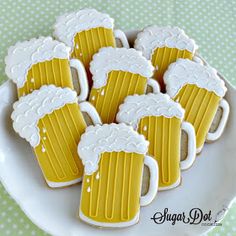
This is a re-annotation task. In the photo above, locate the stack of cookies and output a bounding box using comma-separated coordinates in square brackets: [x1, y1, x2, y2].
[5, 8, 230, 228]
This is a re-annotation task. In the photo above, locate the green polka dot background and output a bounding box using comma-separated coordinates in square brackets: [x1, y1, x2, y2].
[0, 0, 235, 235]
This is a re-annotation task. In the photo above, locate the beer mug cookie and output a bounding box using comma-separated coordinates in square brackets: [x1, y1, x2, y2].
[11, 85, 101, 188]
[117, 93, 196, 190]
[89, 47, 160, 123]
[53, 8, 129, 86]
[5, 37, 88, 99]
[164, 59, 230, 153]
[78, 123, 158, 227]
[134, 26, 198, 91]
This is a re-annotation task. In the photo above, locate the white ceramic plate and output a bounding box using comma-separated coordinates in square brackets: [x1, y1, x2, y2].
[0, 31, 236, 236]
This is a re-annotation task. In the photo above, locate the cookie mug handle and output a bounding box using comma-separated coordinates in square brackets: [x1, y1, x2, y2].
[206, 99, 230, 142]
[114, 29, 130, 48]
[180, 121, 196, 170]
[70, 59, 89, 101]
[79, 102, 102, 125]
[146, 78, 160, 93]
[140, 155, 159, 206]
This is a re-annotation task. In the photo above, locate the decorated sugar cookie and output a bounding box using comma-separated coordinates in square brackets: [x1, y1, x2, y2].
[78, 123, 158, 227]
[5, 37, 88, 99]
[11, 85, 101, 188]
[117, 93, 196, 190]
[89, 47, 160, 123]
[134, 26, 198, 91]
[164, 59, 230, 153]
[53, 8, 129, 86]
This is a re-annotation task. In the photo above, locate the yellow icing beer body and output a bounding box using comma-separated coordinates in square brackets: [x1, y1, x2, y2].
[71, 27, 115, 72]
[18, 58, 73, 97]
[78, 124, 158, 227]
[80, 151, 144, 223]
[138, 116, 181, 188]
[151, 48, 193, 90]
[174, 84, 220, 151]
[89, 71, 147, 123]
[35, 103, 87, 184]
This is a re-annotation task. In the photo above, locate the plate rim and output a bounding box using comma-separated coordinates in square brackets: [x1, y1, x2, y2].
[0, 41, 236, 235]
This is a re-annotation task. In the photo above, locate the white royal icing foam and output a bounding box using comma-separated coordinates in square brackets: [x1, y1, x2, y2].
[53, 8, 114, 49]
[134, 26, 198, 60]
[164, 59, 227, 98]
[90, 47, 154, 88]
[5, 37, 71, 88]
[11, 85, 77, 147]
[117, 93, 185, 129]
[78, 123, 149, 175]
